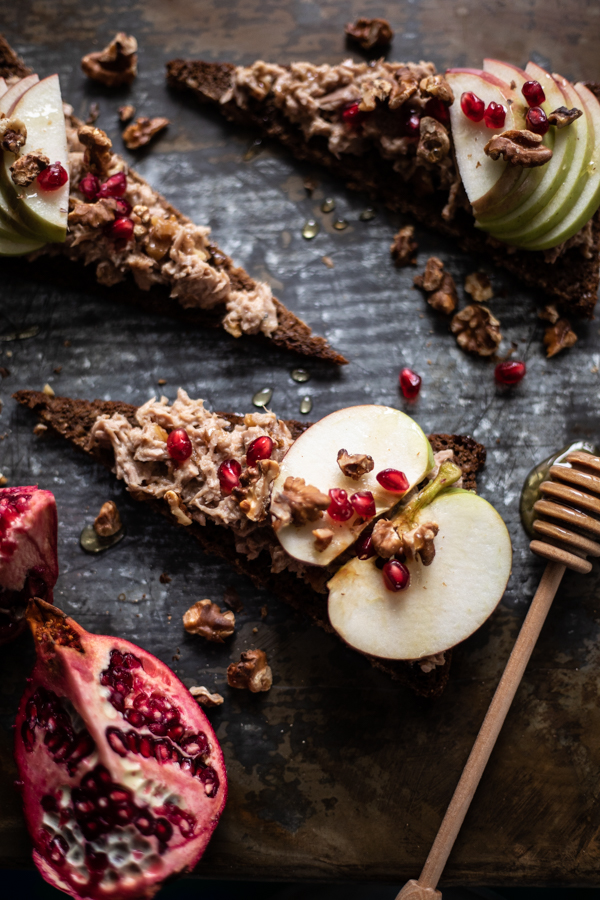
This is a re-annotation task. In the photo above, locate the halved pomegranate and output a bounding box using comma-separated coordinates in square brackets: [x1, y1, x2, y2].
[14, 599, 227, 900]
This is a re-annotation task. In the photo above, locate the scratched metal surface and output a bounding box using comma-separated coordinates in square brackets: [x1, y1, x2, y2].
[1, 0, 600, 888]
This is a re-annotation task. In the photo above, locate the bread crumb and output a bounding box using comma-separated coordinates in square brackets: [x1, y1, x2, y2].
[42, 383, 55, 397]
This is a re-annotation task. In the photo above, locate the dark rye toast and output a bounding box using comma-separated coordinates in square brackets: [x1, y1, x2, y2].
[166, 58, 600, 319]
[14, 389, 487, 698]
[0, 36, 345, 365]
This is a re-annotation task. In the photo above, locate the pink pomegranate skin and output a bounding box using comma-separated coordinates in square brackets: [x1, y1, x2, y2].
[15, 600, 227, 900]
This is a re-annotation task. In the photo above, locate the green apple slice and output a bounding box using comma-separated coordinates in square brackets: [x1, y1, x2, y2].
[0, 74, 68, 243]
[0, 74, 44, 243]
[327, 489, 512, 661]
[0, 233, 44, 255]
[270, 405, 433, 567]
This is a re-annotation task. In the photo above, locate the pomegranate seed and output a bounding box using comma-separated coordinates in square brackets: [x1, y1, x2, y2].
[355, 532, 376, 560]
[246, 435, 274, 467]
[483, 102, 506, 129]
[399, 367, 422, 400]
[167, 428, 193, 462]
[382, 559, 410, 592]
[461, 91, 485, 122]
[37, 162, 68, 192]
[97, 172, 127, 198]
[401, 109, 421, 137]
[376, 468, 409, 493]
[79, 172, 100, 201]
[349, 491, 376, 518]
[115, 198, 132, 217]
[526, 106, 549, 135]
[522, 80, 545, 106]
[106, 217, 134, 245]
[342, 102, 364, 127]
[495, 360, 526, 385]
[425, 97, 450, 127]
[327, 488, 354, 522]
[218, 459, 242, 494]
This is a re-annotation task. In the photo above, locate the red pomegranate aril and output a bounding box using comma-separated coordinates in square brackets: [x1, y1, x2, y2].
[522, 80, 545, 106]
[327, 488, 354, 522]
[78, 172, 100, 201]
[106, 216, 134, 245]
[218, 459, 242, 494]
[425, 96, 450, 127]
[114, 198, 132, 217]
[246, 435, 274, 467]
[483, 102, 506, 129]
[97, 171, 127, 199]
[349, 491, 376, 519]
[167, 428, 193, 462]
[401, 109, 421, 137]
[399, 367, 422, 400]
[355, 532, 376, 560]
[376, 468, 409, 493]
[342, 102, 364, 127]
[382, 559, 411, 592]
[526, 106, 549, 135]
[37, 162, 68, 192]
[461, 91, 485, 122]
[495, 359, 526, 385]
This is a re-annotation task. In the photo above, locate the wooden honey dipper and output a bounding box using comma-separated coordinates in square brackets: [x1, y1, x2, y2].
[396, 450, 600, 900]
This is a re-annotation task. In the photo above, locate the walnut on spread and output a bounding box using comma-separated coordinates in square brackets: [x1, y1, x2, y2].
[451, 305, 502, 356]
[236, 458, 280, 522]
[419, 74, 454, 105]
[359, 77, 394, 112]
[543, 319, 578, 357]
[10, 150, 49, 187]
[119, 104, 136, 123]
[165, 489, 193, 526]
[538, 303, 560, 324]
[417, 117, 451, 164]
[547, 106, 583, 128]
[464, 271, 493, 303]
[189, 686, 225, 708]
[122, 116, 170, 150]
[313, 527, 334, 552]
[0, 115, 27, 153]
[390, 224, 418, 267]
[81, 32, 138, 87]
[144, 216, 178, 261]
[227, 649, 272, 693]
[402, 522, 439, 565]
[78, 125, 113, 176]
[68, 198, 117, 229]
[93, 501, 122, 537]
[183, 599, 235, 643]
[336, 448, 374, 480]
[344, 16, 393, 50]
[484, 129, 553, 167]
[271, 476, 330, 531]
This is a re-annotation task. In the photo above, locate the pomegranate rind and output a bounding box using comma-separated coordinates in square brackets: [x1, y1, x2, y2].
[15, 600, 227, 900]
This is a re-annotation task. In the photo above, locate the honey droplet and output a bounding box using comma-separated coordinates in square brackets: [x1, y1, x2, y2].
[80, 523, 125, 554]
[359, 207, 376, 221]
[291, 368, 310, 383]
[302, 219, 320, 240]
[299, 396, 312, 415]
[333, 218, 348, 231]
[321, 198, 336, 213]
[243, 137, 263, 161]
[252, 387, 273, 408]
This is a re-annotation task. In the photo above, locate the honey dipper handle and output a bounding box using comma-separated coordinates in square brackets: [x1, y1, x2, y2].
[396, 561, 566, 900]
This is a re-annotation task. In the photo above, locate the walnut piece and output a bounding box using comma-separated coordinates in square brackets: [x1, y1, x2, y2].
[428, 272, 458, 315]
[119, 104, 136, 123]
[417, 116, 450, 164]
[189, 686, 224, 708]
[81, 32, 138, 87]
[402, 521, 439, 566]
[313, 527, 334, 552]
[237, 458, 280, 522]
[227, 649, 272, 693]
[451, 305, 502, 356]
[10, 150, 49, 187]
[390, 224, 418, 267]
[68, 198, 117, 229]
[345, 17, 393, 50]
[419, 74, 454, 105]
[484, 129, 553, 167]
[371, 519, 402, 559]
[164, 490, 192, 526]
[543, 319, 578, 358]
[271, 476, 330, 531]
[144, 215, 179, 261]
[538, 303, 560, 324]
[78, 125, 113, 176]
[183, 599, 235, 642]
[0, 115, 27, 153]
[414, 256, 444, 292]
[122, 116, 170, 150]
[359, 78, 393, 112]
[419, 652, 446, 674]
[547, 106, 583, 128]
[464, 271, 493, 303]
[336, 448, 374, 480]
[94, 501, 122, 537]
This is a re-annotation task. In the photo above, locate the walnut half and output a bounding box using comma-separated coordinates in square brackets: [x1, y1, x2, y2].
[10, 150, 49, 187]
[451, 305, 502, 356]
[94, 501, 122, 537]
[271, 476, 329, 531]
[547, 106, 583, 128]
[122, 116, 170, 150]
[344, 17, 393, 50]
[78, 125, 113, 177]
[390, 225, 418, 267]
[189, 686, 224, 708]
[402, 522, 439, 566]
[464, 271, 493, 303]
[337, 449, 374, 480]
[543, 319, 578, 358]
[227, 650, 272, 693]
[417, 117, 450, 164]
[183, 599, 235, 643]
[484, 129, 553, 167]
[81, 32, 138, 87]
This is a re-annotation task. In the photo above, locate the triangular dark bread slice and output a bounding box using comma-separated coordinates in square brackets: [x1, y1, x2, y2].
[14, 389, 486, 697]
[166, 59, 600, 318]
[0, 36, 345, 365]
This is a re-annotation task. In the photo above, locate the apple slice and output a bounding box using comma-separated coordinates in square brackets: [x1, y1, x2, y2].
[270, 405, 433, 567]
[0, 78, 7, 99]
[0, 74, 44, 243]
[0, 233, 44, 255]
[0, 74, 39, 115]
[327, 489, 512, 661]
[483, 59, 529, 91]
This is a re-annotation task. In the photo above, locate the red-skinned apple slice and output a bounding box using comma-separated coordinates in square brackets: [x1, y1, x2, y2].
[0, 77, 7, 99]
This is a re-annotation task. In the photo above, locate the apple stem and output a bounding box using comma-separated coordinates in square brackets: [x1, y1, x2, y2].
[391, 460, 463, 532]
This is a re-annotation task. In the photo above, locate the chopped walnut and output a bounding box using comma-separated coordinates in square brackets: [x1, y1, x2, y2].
[402, 521, 439, 566]
[538, 303, 560, 324]
[428, 273, 458, 315]
[451, 305, 502, 356]
[33, 423, 47, 436]
[144, 216, 179, 261]
[359, 78, 393, 112]
[390, 225, 418, 267]
[464, 271, 493, 303]
[543, 319, 578, 358]
[122, 116, 170, 150]
[237, 458, 280, 522]
[419, 652, 446, 674]
[419, 74, 454, 105]
[484, 129, 553, 167]
[336, 448, 374, 480]
[271, 476, 330, 531]
[164, 489, 192, 526]
[227, 649, 272, 693]
[183, 599, 235, 642]
[313, 527, 334, 552]
[10, 150, 49, 187]
[417, 117, 450, 164]
[388, 75, 419, 110]
[345, 17, 393, 50]
[119, 104, 136, 123]
[78, 125, 113, 177]
[547, 106, 582, 128]
[94, 501, 122, 537]
[414, 257, 445, 292]
[0, 115, 27, 153]
[189, 686, 224, 708]
[371, 519, 402, 559]
[81, 32, 138, 87]
[68, 198, 117, 229]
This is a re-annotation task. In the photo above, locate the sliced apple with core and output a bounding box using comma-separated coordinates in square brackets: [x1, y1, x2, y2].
[0, 74, 44, 243]
[270, 405, 433, 567]
[327, 489, 512, 661]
